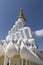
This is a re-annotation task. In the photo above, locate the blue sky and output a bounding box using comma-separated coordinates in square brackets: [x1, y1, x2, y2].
[0, 0, 43, 50]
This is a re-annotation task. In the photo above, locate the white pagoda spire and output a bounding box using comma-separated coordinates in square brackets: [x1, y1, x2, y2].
[8, 8, 26, 34]
[14, 8, 26, 28]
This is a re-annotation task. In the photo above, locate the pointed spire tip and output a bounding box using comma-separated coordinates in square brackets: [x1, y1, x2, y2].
[18, 8, 25, 21]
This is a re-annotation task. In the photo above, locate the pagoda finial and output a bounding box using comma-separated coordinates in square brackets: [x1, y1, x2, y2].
[18, 8, 25, 20]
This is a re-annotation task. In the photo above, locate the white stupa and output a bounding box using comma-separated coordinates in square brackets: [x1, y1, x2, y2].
[0, 8, 43, 65]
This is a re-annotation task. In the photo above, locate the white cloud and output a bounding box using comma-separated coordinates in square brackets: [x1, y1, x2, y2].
[34, 29, 43, 37]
